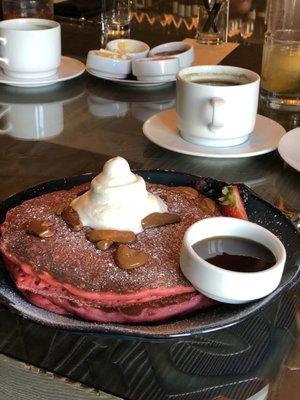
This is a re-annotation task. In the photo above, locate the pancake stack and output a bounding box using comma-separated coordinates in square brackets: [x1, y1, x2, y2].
[0, 182, 219, 323]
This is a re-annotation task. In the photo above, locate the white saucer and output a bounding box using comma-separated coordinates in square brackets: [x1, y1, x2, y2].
[0, 56, 85, 87]
[142, 108, 286, 158]
[278, 127, 300, 172]
[86, 67, 175, 87]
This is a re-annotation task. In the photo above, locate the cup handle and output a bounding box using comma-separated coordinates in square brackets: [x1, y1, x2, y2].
[208, 97, 226, 132]
[0, 105, 12, 134]
[0, 37, 9, 66]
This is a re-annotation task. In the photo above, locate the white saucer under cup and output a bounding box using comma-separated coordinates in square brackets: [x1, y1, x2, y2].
[142, 108, 286, 159]
[0, 57, 85, 88]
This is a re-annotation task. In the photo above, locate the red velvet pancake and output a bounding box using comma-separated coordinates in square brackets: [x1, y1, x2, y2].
[0, 183, 220, 323]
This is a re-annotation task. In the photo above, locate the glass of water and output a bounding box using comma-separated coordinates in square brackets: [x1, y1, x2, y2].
[196, 0, 229, 45]
[101, 0, 131, 45]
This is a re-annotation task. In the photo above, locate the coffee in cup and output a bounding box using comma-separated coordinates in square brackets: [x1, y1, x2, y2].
[176, 66, 260, 147]
[0, 18, 61, 79]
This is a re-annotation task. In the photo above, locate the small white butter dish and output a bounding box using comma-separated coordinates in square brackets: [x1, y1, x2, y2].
[106, 39, 150, 60]
[132, 57, 180, 82]
[180, 217, 286, 304]
[86, 49, 132, 79]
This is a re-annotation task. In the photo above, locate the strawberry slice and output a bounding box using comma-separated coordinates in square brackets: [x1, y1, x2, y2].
[219, 185, 248, 220]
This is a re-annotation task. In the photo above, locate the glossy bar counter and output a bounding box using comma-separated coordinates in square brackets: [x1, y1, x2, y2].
[0, 5, 299, 400]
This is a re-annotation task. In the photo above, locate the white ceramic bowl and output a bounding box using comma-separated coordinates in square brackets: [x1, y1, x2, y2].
[149, 41, 194, 69]
[180, 217, 286, 304]
[86, 50, 131, 79]
[106, 39, 150, 60]
[132, 57, 180, 82]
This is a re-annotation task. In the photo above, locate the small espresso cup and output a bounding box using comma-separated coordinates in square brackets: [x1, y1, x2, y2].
[0, 18, 61, 79]
[176, 65, 260, 147]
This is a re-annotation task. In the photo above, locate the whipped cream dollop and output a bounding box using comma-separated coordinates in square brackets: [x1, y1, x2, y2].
[71, 157, 168, 233]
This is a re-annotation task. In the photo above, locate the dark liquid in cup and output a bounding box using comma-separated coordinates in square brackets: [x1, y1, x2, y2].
[192, 79, 242, 86]
[182, 72, 252, 86]
[155, 48, 187, 56]
[192, 236, 276, 272]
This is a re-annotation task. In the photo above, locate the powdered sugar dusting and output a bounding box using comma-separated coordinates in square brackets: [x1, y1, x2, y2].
[1, 183, 220, 294]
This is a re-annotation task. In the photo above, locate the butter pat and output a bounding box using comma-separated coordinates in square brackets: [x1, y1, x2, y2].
[71, 157, 167, 233]
[96, 49, 130, 60]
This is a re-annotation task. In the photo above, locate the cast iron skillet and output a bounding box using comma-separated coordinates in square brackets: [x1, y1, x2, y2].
[0, 171, 299, 340]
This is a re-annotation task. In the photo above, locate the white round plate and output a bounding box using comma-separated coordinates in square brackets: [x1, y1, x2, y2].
[142, 108, 286, 158]
[86, 67, 175, 87]
[0, 57, 85, 88]
[278, 127, 300, 172]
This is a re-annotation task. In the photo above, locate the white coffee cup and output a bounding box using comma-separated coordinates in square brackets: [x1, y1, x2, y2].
[176, 65, 260, 147]
[0, 18, 61, 79]
[0, 103, 63, 140]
